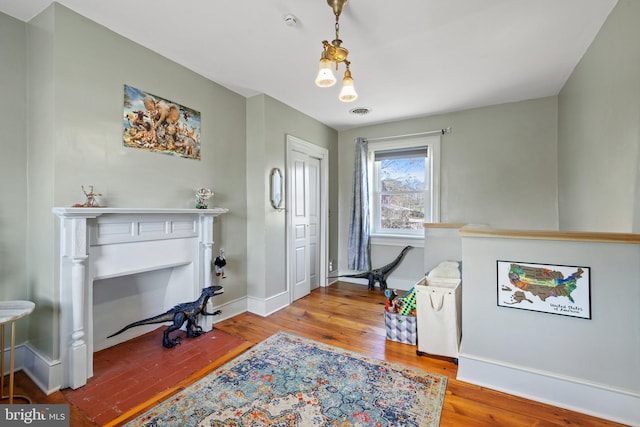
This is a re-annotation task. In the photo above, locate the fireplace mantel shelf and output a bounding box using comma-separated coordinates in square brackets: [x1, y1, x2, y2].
[53, 207, 229, 217]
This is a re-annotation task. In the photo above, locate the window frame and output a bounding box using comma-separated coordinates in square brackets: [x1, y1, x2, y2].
[368, 134, 441, 244]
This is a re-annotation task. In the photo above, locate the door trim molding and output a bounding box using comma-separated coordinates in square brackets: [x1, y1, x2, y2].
[286, 135, 329, 304]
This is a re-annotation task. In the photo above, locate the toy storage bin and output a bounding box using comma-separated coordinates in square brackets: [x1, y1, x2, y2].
[384, 311, 417, 345]
[415, 276, 461, 359]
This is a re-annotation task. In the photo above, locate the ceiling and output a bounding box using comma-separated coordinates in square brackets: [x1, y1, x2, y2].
[0, 0, 618, 131]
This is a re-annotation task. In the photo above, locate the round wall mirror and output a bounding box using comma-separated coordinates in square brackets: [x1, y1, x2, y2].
[270, 168, 283, 209]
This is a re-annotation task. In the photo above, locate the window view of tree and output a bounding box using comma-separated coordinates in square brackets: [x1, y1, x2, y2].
[376, 157, 428, 231]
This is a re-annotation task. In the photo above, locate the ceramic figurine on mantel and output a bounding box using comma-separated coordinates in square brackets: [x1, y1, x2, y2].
[195, 187, 214, 209]
[72, 185, 104, 207]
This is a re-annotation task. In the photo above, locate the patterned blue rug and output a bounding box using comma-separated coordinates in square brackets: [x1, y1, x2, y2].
[125, 331, 447, 426]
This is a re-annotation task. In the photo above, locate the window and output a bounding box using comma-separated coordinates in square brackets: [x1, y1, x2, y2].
[369, 135, 440, 238]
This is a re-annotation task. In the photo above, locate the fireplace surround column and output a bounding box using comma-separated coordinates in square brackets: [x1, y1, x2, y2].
[200, 214, 216, 331]
[58, 212, 96, 389]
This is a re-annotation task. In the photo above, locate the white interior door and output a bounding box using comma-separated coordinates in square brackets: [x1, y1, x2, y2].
[308, 157, 320, 290]
[291, 150, 311, 302]
[287, 135, 328, 304]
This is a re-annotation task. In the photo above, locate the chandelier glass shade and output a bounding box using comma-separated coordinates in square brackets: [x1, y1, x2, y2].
[315, 52, 337, 87]
[338, 68, 357, 102]
[315, 0, 358, 102]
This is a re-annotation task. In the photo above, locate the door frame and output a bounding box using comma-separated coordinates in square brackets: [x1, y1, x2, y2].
[286, 134, 329, 304]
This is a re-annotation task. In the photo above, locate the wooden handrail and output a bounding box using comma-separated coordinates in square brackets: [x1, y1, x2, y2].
[424, 223, 466, 229]
[459, 227, 640, 244]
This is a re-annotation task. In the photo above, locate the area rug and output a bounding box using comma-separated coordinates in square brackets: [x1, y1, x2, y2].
[123, 331, 447, 426]
[63, 326, 250, 426]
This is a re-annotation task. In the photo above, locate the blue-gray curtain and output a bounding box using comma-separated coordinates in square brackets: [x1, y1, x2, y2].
[348, 138, 371, 271]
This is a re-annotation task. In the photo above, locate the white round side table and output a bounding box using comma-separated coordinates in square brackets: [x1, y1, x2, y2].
[0, 300, 35, 404]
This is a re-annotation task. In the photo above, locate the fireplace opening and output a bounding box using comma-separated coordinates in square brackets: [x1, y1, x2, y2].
[92, 263, 194, 351]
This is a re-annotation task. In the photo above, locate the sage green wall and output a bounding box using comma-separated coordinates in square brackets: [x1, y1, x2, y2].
[246, 94, 338, 301]
[26, 4, 247, 359]
[26, 6, 57, 355]
[558, 0, 640, 232]
[338, 97, 559, 278]
[246, 96, 268, 300]
[0, 12, 28, 341]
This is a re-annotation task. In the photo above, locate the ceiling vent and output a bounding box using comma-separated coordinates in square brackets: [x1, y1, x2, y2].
[349, 107, 371, 116]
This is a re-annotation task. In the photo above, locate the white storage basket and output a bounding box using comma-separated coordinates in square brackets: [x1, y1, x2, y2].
[416, 264, 462, 360]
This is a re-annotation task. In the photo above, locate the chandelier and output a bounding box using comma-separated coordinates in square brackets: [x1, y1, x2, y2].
[315, 0, 358, 102]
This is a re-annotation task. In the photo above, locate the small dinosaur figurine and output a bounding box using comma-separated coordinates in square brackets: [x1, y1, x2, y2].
[330, 246, 413, 290]
[107, 285, 224, 348]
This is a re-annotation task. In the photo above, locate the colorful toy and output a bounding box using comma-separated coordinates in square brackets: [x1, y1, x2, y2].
[384, 288, 417, 316]
[384, 289, 398, 312]
[399, 288, 417, 316]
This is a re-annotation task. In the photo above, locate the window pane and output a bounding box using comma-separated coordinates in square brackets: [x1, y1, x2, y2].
[377, 157, 427, 231]
[380, 158, 425, 191]
[380, 193, 425, 230]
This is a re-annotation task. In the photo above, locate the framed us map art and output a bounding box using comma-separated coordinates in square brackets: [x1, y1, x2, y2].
[497, 261, 591, 319]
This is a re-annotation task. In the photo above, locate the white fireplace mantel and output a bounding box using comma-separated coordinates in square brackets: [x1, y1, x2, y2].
[53, 207, 228, 389]
[53, 206, 229, 217]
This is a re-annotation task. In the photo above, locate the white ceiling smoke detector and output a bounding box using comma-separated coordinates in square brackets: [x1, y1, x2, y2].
[283, 14, 297, 27]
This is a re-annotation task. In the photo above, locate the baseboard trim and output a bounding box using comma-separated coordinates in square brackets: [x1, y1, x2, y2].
[2, 343, 28, 375]
[247, 291, 289, 317]
[21, 343, 62, 395]
[212, 297, 247, 323]
[337, 276, 416, 291]
[457, 353, 640, 426]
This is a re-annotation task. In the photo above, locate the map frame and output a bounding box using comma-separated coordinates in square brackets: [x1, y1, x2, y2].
[497, 260, 591, 319]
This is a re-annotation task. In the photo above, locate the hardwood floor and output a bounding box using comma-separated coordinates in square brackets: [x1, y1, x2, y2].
[10, 282, 624, 426]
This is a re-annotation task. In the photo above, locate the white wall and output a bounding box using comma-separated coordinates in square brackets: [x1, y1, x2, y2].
[558, 0, 640, 233]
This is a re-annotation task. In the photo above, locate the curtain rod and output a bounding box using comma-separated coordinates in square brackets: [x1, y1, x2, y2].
[365, 127, 452, 142]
